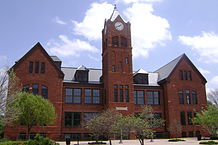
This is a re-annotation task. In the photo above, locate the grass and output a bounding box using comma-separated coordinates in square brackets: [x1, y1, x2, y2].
[168, 138, 186, 142]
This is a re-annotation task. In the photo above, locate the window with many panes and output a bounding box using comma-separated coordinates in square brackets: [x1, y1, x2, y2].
[125, 85, 129, 102]
[32, 84, 38, 95]
[41, 62, 45, 73]
[65, 88, 81, 104]
[23, 85, 29, 92]
[134, 90, 144, 105]
[179, 70, 192, 81]
[84, 112, 99, 122]
[35, 62, 39, 73]
[192, 91, 197, 104]
[121, 36, 127, 47]
[41, 86, 48, 99]
[29, 62, 33, 73]
[187, 112, 193, 125]
[85, 89, 100, 104]
[180, 112, 186, 125]
[185, 90, 191, 104]
[114, 85, 118, 102]
[147, 91, 160, 105]
[178, 91, 184, 104]
[64, 112, 81, 127]
[120, 85, 124, 102]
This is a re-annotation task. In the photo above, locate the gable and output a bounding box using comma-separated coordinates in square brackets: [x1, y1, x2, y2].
[12, 42, 64, 78]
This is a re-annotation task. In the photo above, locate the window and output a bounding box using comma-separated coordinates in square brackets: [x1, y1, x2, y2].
[41, 62, 45, 73]
[185, 90, 191, 104]
[112, 65, 115, 72]
[134, 74, 148, 84]
[179, 70, 183, 80]
[75, 71, 88, 82]
[147, 91, 160, 105]
[192, 91, 197, 104]
[125, 57, 129, 64]
[35, 62, 39, 73]
[184, 71, 187, 80]
[178, 91, 184, 104]
[188, 71, 192, 80]
[64, 112, 81, 127]
[41, 86, 48, 99]
[64, 133, 81, 140]
[180, 112, 186, 125]
[65, 88, 81, 104]
[182, 132, 187, 137]
[187, 112, 193, 125]
[134, 90, 144, 105]
[120, 85, 124, 102]
[125, 85, 129, 102]
[23, 85, 29, 92]
[112, 36, 119, 47]
[85, 89, 100, 104]
[121, 36, 127, 47]
[18, 133, 26, 140]
[93, 89, 100, 104]
[153, 113, 162, 118]
[84, 112, 99, 122]
[118, 61, 122, 69]
[29, 62, 33, 73]
[32, 84, 38, 95]
[189, 131, 194, 137]
[114, 85, 118, 102]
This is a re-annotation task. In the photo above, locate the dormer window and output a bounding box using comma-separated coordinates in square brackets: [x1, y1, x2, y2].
[74, 66, 89, 82]
[134, 73, 149, 84]
[112, 36, 119, 47]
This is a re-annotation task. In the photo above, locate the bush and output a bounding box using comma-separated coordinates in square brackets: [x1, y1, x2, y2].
[199, 141, 218, 144]
[0, 138, 11, 142]
[0, 141, 27, 145]
[88, 141, 107, 144]
[168, 138, 185, 142]
[27, 134, 59, 145]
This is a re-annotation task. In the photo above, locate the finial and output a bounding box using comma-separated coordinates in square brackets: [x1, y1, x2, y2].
[114, 4, 117, 10]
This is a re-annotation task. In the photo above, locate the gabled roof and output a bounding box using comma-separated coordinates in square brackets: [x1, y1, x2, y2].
[155, 53, 207, 84]
[134, 68, 148, 75]
[109, 5, 127, 22]
[155, 54, 183, 82]
[76, 65, 88, 71]
[12, 42, 64, 78]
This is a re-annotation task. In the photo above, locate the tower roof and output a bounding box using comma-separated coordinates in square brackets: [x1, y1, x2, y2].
[109, 5, 126, 22]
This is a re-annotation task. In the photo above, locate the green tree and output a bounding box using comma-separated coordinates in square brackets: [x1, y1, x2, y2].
[85, 109, 122, 145]
[193, 106, 218, 138]
[11, 92, 56, 139]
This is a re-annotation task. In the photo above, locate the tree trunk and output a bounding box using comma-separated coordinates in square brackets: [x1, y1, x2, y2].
[109, 139, 112, 145]
[27, 124, 32, 140]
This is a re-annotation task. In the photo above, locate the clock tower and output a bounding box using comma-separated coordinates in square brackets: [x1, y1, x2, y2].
[102, 6, 134, 113]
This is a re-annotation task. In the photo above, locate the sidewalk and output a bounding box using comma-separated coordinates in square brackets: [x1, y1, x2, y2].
[57, 138, 203, 145]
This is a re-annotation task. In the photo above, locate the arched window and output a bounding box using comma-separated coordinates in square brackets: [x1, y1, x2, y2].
[22, 85, 29, 92]
[32, 84, 38, 95]
[121, 36, 127, 47]
[42, 86, 48, 99]
[112, 36, 119, 47]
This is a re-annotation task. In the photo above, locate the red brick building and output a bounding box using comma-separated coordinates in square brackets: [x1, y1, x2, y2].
[4, 7, 207, 140]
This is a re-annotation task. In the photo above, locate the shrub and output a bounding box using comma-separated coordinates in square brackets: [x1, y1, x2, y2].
[27, 134, 59, 145]
[199, 141, 218, 144]
[168, 138, 185, 142]
[0, 141, 27, 145]
[0, 138, 11, 142]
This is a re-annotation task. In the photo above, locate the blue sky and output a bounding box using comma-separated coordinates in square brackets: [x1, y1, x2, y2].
[1, 0, 218, 92]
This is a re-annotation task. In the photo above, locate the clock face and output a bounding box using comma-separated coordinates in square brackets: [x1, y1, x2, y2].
[114, 22, 124, 31]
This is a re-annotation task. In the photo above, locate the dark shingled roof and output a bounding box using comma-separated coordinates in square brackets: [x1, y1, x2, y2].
[50, 56, 61, 62]
[154, 54, 184, 82]
[61, 67, 102, 84]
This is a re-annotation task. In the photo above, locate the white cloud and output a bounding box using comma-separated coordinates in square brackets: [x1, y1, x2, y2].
[47, 35, 98, 57]
[211, 76, 218, 85]
[73, 2, 114, 41]
[121, 0, 162, 4]
[53, 16, 67, 25]
[198, 67, 210, 75]
[88, 54, 100, 62]
[124, 3, 172, 58]
[178, 32, 218, 63]
[0, 56, 8, 68]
